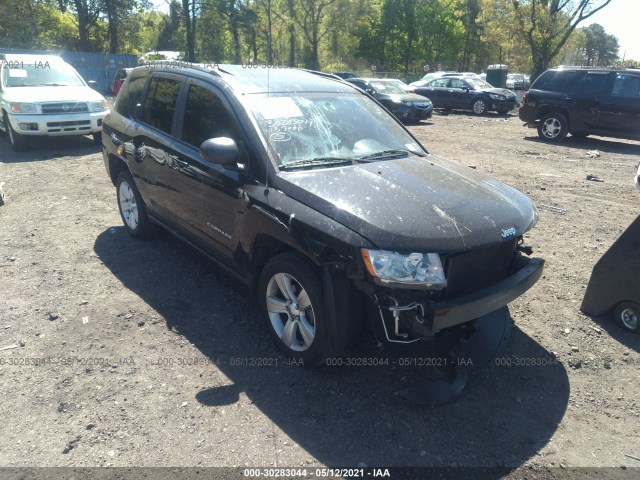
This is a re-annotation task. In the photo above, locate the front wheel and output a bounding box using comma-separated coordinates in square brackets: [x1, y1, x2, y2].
[613, 302, 640, 334]
[537, 112, 568, 142]
[258, 252, 328, 365]
[116, 171, 154, 238]
[472, 99, 488, 115]
[4, 113, 29, 152]
[92, 132, 102, 145]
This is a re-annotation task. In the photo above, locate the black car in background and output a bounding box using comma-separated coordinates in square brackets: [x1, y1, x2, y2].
[519, 67, 640, 142]
[102, 64, 543, 364]
[331, 71, 356, 79]
[415, 75, 516, 115]
[345, 78, 433, 122]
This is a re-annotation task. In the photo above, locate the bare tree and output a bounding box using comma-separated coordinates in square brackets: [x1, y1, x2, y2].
[509, 0, 613, 78]
[292, 0, 337, 70]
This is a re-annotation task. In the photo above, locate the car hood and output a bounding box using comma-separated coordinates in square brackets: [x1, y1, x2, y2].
[276, 155, 536, 251]
[479, 87, 516, 98]
[1, 86, 106, 103]
[378, 93, 432, 104]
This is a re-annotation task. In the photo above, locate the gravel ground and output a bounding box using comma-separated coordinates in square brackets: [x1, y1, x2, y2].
[0, 109, 639, 479]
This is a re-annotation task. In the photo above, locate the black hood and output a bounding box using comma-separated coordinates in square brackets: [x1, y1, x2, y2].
[276, 155, 536, 252]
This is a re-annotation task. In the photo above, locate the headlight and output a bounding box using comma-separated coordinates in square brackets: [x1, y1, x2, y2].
[10, 102, 37, 114]
[90, 100, 109, 111]
[489, 94, 505, 100]
[361, 249, 447, 288]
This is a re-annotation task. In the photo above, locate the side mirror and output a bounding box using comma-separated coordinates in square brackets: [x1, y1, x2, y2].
[87, 80, 98, 90]
[200, 137, 239, 168]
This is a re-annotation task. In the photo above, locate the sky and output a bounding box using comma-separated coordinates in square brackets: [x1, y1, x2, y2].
[585, 0, 640, 61]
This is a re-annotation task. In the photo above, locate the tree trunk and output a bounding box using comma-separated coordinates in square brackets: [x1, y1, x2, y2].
[73, 0, 91, 51]
[106, 0, 118, 54]
[181, 0, 196, 62]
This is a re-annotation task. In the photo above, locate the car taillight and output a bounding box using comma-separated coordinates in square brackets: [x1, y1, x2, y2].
[523, 92, 529, 106]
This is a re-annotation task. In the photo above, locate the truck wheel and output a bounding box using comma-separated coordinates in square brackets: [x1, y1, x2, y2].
[258, 252, 328, 365]
[4, 113, 29, 152]
[538, 112, 568, 142]
[116, 171, 154, 238]
[92, 132, 102, 145]
[613, 302, 640, 334]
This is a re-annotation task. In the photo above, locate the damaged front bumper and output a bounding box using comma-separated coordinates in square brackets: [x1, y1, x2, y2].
[372, 256, 544, 342]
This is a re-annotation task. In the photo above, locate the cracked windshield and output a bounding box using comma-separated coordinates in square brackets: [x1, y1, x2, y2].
[248, 93, 424, 169]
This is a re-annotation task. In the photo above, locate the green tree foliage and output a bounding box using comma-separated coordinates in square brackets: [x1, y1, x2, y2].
[1, 0, 622, 76]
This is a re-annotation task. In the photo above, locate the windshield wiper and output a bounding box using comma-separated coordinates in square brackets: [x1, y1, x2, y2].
[357, 148, 426, 161]
[41, 83, 71, 86]
[279, 157, 355, 171]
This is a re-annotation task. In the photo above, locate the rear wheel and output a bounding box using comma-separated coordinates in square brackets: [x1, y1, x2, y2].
[497, 105, 510, 115]
[4, 113, 29, 152]
[116, 171, 154, 238]
[613, 302, 640, 334]
[92, 132, 102, 145]
[258, 252, 328, 365]
[537, 112, 568, 142]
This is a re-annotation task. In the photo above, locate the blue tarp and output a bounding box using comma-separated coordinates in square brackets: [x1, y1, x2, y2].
[0, 49, 138, 94]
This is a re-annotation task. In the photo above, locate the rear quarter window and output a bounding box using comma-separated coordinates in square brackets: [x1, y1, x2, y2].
[114, 75, 147, 118]
[532, 70, 583, 93]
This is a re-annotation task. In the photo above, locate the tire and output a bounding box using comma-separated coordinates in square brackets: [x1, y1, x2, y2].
[116, 171, 154, 238]
[497, 106, 510, 115]
[92, 132, 102, 145]
[537, 112, 569, 142]
[472, 99, 488, 115]
[613, 302, 640, 334]
[3, 113, 29, 152]
[258, 252, 328, 365]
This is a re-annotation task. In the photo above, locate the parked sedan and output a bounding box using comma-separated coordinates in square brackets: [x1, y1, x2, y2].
[345, 78, 433, 122]
[415, 75, 516, 115]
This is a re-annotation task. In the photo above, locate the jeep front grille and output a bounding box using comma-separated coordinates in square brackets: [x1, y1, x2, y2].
[442, 240, 517, 299]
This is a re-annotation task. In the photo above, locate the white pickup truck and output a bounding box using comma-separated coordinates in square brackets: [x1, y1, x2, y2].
[0, 53, 109, 151]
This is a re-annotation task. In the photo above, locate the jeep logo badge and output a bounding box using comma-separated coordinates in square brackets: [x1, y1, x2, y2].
[501, 227, 517, 238]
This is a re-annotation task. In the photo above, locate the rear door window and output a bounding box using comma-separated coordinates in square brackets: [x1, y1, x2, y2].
[611, 74, 640, 99]
[581, 73, 609, 95]
[142, 76, 182, 135]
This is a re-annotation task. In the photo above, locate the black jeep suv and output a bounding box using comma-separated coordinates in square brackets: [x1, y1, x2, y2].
[102, 64, 543, 364]
[519, 67, 640, 142]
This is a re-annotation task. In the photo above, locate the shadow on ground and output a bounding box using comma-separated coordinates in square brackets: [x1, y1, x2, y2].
[0, 134, 100, 163]
[523, 135, 640, 156]
[94, 227, 570, 471]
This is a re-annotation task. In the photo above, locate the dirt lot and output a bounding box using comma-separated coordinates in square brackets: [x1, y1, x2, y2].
[1, 109, 639, 478]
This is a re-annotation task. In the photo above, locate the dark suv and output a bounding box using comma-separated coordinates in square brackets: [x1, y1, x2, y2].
[102, 64, 544, 364]
[519, 67, 640, 142]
